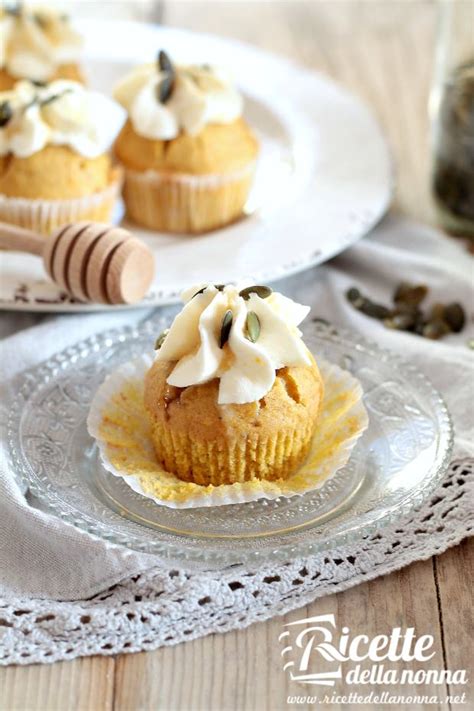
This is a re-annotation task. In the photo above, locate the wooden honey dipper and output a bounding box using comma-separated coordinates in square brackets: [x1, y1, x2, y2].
[0, 221, 155, 305]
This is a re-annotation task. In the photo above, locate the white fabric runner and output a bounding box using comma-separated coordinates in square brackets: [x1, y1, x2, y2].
[0, 215, 473, 602]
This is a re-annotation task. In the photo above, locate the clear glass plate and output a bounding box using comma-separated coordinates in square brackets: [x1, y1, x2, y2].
[7, 319, 453, 569]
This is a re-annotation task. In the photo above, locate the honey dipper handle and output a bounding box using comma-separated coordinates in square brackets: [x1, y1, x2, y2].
[0, 222, 45, 256]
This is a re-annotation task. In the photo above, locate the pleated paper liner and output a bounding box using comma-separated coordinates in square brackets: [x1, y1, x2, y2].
[122, 162, 256, 233]
[87, 354, 368, 509]
[0, 166, 123, 236]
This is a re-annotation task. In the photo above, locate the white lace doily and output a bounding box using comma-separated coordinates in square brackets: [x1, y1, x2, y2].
[0, 458, 471, 666]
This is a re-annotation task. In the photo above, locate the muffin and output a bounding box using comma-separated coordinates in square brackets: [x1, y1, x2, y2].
[0, 79, 125, 233]
[0, 4, 84, 90]
[113, 52, 258, 234]
[144, 283, 323, 486]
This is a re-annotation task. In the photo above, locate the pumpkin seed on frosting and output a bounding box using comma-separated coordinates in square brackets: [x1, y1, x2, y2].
[220, 310, 233, 348]
[154, 329, 169, 350]
[239, 285, 272, 300]
[245, 311, 260, 343]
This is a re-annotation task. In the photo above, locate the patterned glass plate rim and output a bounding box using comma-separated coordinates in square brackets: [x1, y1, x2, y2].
[6, 319, 454, 568]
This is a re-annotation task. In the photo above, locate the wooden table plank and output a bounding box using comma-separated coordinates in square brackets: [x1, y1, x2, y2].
[0, 656, 114, 711]
[435, 539, 474, 710]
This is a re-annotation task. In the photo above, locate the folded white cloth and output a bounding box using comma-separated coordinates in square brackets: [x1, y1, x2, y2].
[0, 215, 472, 600]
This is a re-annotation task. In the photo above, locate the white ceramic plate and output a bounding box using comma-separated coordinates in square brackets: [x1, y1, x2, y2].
[0, 20, 393, 312]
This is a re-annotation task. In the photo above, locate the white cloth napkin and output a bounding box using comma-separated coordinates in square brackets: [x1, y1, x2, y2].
[0, 215, 472, 601]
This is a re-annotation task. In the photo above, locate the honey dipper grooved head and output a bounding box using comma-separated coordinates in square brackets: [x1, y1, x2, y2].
[43, 222, 155, 305]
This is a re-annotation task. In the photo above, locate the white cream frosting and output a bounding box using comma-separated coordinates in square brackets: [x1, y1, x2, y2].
[0, 80, 126, 158]
[0, 5, 83, 82]
[113, 61, 243, 140]
[155, 284, 312, 405]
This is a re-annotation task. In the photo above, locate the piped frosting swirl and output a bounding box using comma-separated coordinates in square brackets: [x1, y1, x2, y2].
[113, 54, 243, 140]
[155, 284, 312, 405]
[0, 79, 126, 158]
[0, 4, 83, 82]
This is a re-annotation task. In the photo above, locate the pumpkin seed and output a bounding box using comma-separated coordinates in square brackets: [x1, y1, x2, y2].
[239, 285, 272, 300]
[359, 300, 391, 320]
[157, 74, 174, 103]
[311, 316, 330, 326]
[422, 320, 450, 340]
[468, 339, 474, 350]
[444, 302, 465, 332]
[220, 310, 233, 348]
[154, 329, 169, 350]
[346, 287, 364, 308]
[429, 303, 446, 322]
[158, 50, 174, 74]
[191, 286, 206, 299]
[0, 101, 13, 128]
[245, 311, 260, 342]
[393, 282, 428, 306]
[41, 88, 72, 106]
[384, 312, 417, 331]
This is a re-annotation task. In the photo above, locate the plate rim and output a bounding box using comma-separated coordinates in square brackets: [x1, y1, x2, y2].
[6, 320, 453, 567]
[0, 19, 394, 313]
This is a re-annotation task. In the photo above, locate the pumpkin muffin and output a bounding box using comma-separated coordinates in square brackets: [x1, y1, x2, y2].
[144, 283, 323, 486]
[0, 4, 84, 90]
[114, 52, 258, 234]
[0, 79, 125, 233]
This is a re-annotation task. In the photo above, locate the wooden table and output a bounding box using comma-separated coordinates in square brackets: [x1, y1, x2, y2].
[1, 2, 472, 709]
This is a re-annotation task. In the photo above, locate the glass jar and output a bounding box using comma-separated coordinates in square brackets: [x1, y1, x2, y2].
[430, 0, 474, 236]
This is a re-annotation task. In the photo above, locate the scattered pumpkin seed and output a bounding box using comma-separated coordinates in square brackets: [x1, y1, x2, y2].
[359, 300, 391, 320]
[154, 329, 169, 350]
[220, 310, 233, 348]
[429, 303, 446, 322]
[468, 339, 474, 350]
[239, 285, 272, 300]
[384, 312, 417, 331]
[312, 316, 330, 326]
[346, 287, 365, 308]
[245, 311, 260, 343]
[394, 282, 428, 306]
[422, 320, 450, 340]
[444, 302, 466, 332]
[0, 102, 13, 128]
[345, 281, 466, 341]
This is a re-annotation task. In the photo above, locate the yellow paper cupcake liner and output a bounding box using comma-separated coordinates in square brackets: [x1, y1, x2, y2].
[122, 162, 256, 234]
[0, 167, 123, 235]
[87, 355, 369, 509]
